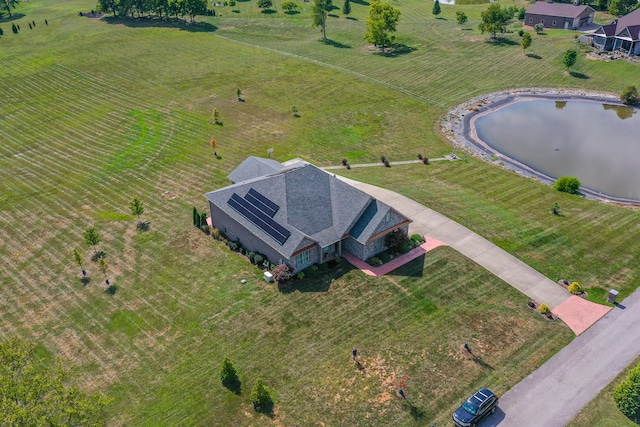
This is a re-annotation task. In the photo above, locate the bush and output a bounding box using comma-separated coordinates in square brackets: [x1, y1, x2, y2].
[105, 284, 118, 295]
[379, 252, 390, 263]
[228, 241, 239, 251]
[220, 357, 238, 386]
[211, 228, 221, 240]
[272, 264, 292, 283]
[201, 225, 211, 235]
[410, 234, 424, 243]
[253, 254, 264, 266]
[311, 264, 319, 272]
[621, 86, 639, 105]
[251, 378, 273, 412]
[568, 282, 582, 295]
[538, 304, 551, 315]
[614, 365, 640, 421]
[368, 257, 383, 266]
[554, 176, 581, 195]
[384, 229, 410, 254]
[534, 23, 544, 34]
[297, 272, 305, 280]
[246, 251, 255, 263]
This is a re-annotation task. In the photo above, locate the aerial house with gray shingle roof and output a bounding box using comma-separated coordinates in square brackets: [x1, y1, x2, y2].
[204, 157, 411, 273]
[593, 8, 640, 55]
[525, 1, 594, 30]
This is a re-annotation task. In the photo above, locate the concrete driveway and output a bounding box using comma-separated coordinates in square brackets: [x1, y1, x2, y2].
[479, 289, 640, 427]
[338, 176, 571, 309]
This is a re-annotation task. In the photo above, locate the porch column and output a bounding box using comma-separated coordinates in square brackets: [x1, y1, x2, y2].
[338, 240, 342, 256]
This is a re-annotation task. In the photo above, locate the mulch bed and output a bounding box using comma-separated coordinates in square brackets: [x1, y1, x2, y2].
[557, 279, 588, 298]
[527, 300, 557, 321]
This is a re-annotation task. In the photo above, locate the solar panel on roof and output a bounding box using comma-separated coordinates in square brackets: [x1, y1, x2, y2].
[227, 193, 290, 245]
[245, 192, 278, 218]
[248, 189, 279, 213]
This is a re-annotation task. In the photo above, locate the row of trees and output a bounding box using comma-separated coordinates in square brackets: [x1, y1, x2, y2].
[96, 0, 208, 22]
[595, 0, 638, 17]
[72, 198, 146, 291]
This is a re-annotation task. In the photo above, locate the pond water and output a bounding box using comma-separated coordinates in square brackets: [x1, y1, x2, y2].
[474, 99, 640, 201]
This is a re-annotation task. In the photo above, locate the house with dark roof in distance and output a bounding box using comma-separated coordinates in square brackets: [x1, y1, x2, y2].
[204, 157, 411, 273]
[525, 1, 595, 30]
[592, 8, 640, 55]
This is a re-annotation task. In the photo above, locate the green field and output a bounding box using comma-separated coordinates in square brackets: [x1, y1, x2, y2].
[1, 0, 638, 425]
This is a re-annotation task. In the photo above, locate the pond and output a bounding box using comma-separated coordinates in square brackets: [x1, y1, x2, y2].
[473, 98, 640, 202]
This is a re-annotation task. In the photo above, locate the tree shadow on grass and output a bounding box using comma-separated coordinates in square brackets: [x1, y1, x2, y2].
[284, 10, 300, 14]
[328, 13, 339, 18]
[136, 221, 150, 231]
[254, 401, 275, 418]
[91, 251, 106, 262]
[0, 13, 26, 23]
[402, 402, 427, 420]
[80, 277, 91, 286]
[223, 379, 242, 395]
[526, 53, 542, 59]
[472, 355, 494, 370]
[323, 38, 351, 48]
[373, 43, 417, 57]
[103, 16, 217, 33]
[486, 36, 518, 46]
[436, 17, 448, 20]
[351, 0, 369, 5]
[346, 16, 358, 20]
[261, 9, 277, 14]
[569, 71, 589, 79]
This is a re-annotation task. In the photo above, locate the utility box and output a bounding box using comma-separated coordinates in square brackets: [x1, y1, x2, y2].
[608, 289, 619, 304]
[264, 271, 273, 283]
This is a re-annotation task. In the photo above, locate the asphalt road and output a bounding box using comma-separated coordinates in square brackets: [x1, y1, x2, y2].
[479, 288, 640, 427]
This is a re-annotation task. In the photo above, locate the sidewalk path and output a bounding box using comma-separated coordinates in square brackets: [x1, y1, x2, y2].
[337, 176, 571, 309]
[479, 289, 640, 427]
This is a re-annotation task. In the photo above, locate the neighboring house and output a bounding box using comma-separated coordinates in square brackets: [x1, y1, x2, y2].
[593, 8, 640, 55]
[204, 157, 411, 273]
[525, 2, 595, 30]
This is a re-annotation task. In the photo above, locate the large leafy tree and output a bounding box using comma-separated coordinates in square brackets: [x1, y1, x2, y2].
[563, 48, 577, 71]
[0, 338, 109, 426]
[364, 0, 401, 52]
[478, 3, 508, 39]
[2, 0, 19, 18]
[312, 0, 328, 40]
[182, 0, 207, 22]
[608, 0, 637, 16]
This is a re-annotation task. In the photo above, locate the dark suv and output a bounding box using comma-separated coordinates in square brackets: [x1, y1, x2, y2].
[452, 388, 498, 427]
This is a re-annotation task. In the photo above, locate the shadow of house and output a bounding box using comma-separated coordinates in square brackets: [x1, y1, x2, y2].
[204, 157, 411, 274]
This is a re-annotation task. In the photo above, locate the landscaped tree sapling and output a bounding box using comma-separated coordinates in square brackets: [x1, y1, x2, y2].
[563, 49, 577, 72]
[432, 0, 441, 16]
[550, 202, 560, 216]
[98, 257, 109, 285]
[72, 248, 86, 276]
[236, 88, 242, 101]
[342, 0, 351, 16]
[83, 227, 101, 259]
[129, 197, 145, 229]
[456, 11, 467, 26]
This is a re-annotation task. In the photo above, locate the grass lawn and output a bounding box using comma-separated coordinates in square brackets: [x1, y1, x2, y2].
[0, 0, 637, 424]
[567, 355, 640, 427]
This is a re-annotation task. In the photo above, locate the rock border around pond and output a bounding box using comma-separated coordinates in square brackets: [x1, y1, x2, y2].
[440, 88, 640, 206]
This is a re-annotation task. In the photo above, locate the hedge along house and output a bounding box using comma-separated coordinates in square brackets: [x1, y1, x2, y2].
[524, 1, 595, 30]
[593, 8, 640, 55]
[204, 157, 411, 273]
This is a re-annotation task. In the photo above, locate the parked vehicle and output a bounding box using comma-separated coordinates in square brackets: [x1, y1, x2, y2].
[452, 388, 498, 427]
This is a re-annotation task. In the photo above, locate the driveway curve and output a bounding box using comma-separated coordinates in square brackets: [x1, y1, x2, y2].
[337, 176, 571, 309]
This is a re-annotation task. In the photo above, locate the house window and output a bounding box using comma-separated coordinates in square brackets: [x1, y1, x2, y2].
[296, 250, 310, 266]
[552, 20, 556, 25]
[375, 237, 384, 251]
[529, 18, 533, 23]
[540, 19, 544, 24]
[385, 212, 391, 223]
